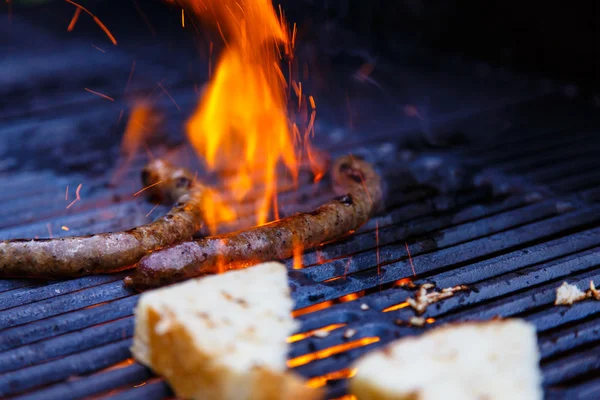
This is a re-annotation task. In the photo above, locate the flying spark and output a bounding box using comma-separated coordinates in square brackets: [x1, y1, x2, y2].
[134, 180, 162, 197]
[84, 88, 115, 101]
[64, 0, 117, 45]
[405, 242, 416, 276]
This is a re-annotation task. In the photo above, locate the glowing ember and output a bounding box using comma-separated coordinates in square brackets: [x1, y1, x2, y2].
[382, 301, 410, 313]
[287, 337, 380, 368]
[306, 368, 357, 388]
[287, 323, 347, 343]
[292, 301, 334, 318]
[184, 0, 300, 226]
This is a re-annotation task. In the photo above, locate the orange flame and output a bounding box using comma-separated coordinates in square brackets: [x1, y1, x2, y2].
[201, 189, 237, 235]
[184, 0, 296, 226]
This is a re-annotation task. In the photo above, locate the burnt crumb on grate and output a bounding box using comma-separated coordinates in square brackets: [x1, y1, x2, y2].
[405, 283, 469, 315]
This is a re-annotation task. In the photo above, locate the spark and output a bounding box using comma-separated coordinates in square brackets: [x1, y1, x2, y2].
[131, 0, 156, 36]
[64, 0, 117, 45]
[181, 9, 185, 27]
[116, 109, 124, 125]
[405, 242, 416, 276]
[66, 184, 83, 209]
[133, 382, 147, 388]
[133, 180, 162, 197]
[309, 95, 316, 109]
[46, 223, 53, 238]
[375, 222, 381, 288]
[90, 44, 106, 53]
[67, 7, 81, 32]
[145, 203, 160, 218]
[65, 185, 69, 200]
[124, 60, 136, 96]
[157, 82, 181, 111]
[61, 226, 70, 231]
[84, 88, 115, 101]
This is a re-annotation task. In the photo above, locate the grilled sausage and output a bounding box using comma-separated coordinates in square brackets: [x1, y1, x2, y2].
[124, 155, 383, 290]
[0, 160, 205, 278]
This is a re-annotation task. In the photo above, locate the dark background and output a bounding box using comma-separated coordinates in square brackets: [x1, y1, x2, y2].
[4, 0, 599, 89]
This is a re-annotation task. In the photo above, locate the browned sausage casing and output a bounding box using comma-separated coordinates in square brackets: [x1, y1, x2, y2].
[124, 155, 383, 290]
[0, 160, 205, 278]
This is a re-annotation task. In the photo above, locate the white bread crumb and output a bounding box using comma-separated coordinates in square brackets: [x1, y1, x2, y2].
[350, 319, 542, 400]
[131, 262, 322, 400]
[555, 281, 588, 305]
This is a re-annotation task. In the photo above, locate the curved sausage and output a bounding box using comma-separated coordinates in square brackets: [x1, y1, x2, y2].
[124, 155, 383, 289]
[0, 160, 205, 278]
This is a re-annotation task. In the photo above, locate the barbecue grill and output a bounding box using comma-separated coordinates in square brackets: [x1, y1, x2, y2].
[1, 1, 600, 399]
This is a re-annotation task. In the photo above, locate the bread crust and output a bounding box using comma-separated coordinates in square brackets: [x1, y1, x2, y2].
[133, 306, 322, 400]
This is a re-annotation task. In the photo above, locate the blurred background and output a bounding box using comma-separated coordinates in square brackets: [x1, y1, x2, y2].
[5, 0, 599, 89]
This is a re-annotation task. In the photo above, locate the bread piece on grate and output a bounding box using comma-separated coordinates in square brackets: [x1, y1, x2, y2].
[131, 262, 322, 400]
[350, 319, 542, 400]
[555, 281, 587, 305]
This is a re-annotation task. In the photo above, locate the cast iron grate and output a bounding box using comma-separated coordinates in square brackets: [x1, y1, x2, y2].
[1, 16, 600, 400]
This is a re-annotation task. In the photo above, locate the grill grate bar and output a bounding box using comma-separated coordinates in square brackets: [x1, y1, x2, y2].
[0, 296, 138, 352]
[0, 275, 124, 312]
[292, 207, 600, 308]
[0, 281, 134, 330]
[293, 191, 526, 270]
[0, 316, 134, 374]
[539, 314, 600, 359]
[542, 342, 600, 386]
[0, 339, 132, 397]
[296, 196, 568, 282]
[10, 363, 151, 400]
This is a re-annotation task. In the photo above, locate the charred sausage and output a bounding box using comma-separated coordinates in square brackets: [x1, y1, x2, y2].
[0, 160, 205, 278]
[124, 155, 383, 289]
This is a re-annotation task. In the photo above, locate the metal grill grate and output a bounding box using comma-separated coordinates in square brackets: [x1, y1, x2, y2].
[1, 13, 600, 400]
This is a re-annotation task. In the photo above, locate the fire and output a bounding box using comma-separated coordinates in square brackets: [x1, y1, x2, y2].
[184, 0, 296, 226]
[200, 189, 237, 235]
[112, 104, 158, 185]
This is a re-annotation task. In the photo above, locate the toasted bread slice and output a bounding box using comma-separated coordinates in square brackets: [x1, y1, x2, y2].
[350, 319, 542, 400]
[131, 262, 322, 400]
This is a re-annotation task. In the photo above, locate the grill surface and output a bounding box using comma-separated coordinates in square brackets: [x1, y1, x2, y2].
[2, 7, 600, 400]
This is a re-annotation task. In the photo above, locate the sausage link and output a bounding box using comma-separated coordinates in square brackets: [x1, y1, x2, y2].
[124, 155, 383, 289]
[0, 160, 205, 278]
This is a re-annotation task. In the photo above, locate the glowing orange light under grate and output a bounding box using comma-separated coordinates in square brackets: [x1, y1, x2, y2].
[287, 337, 380, 368]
